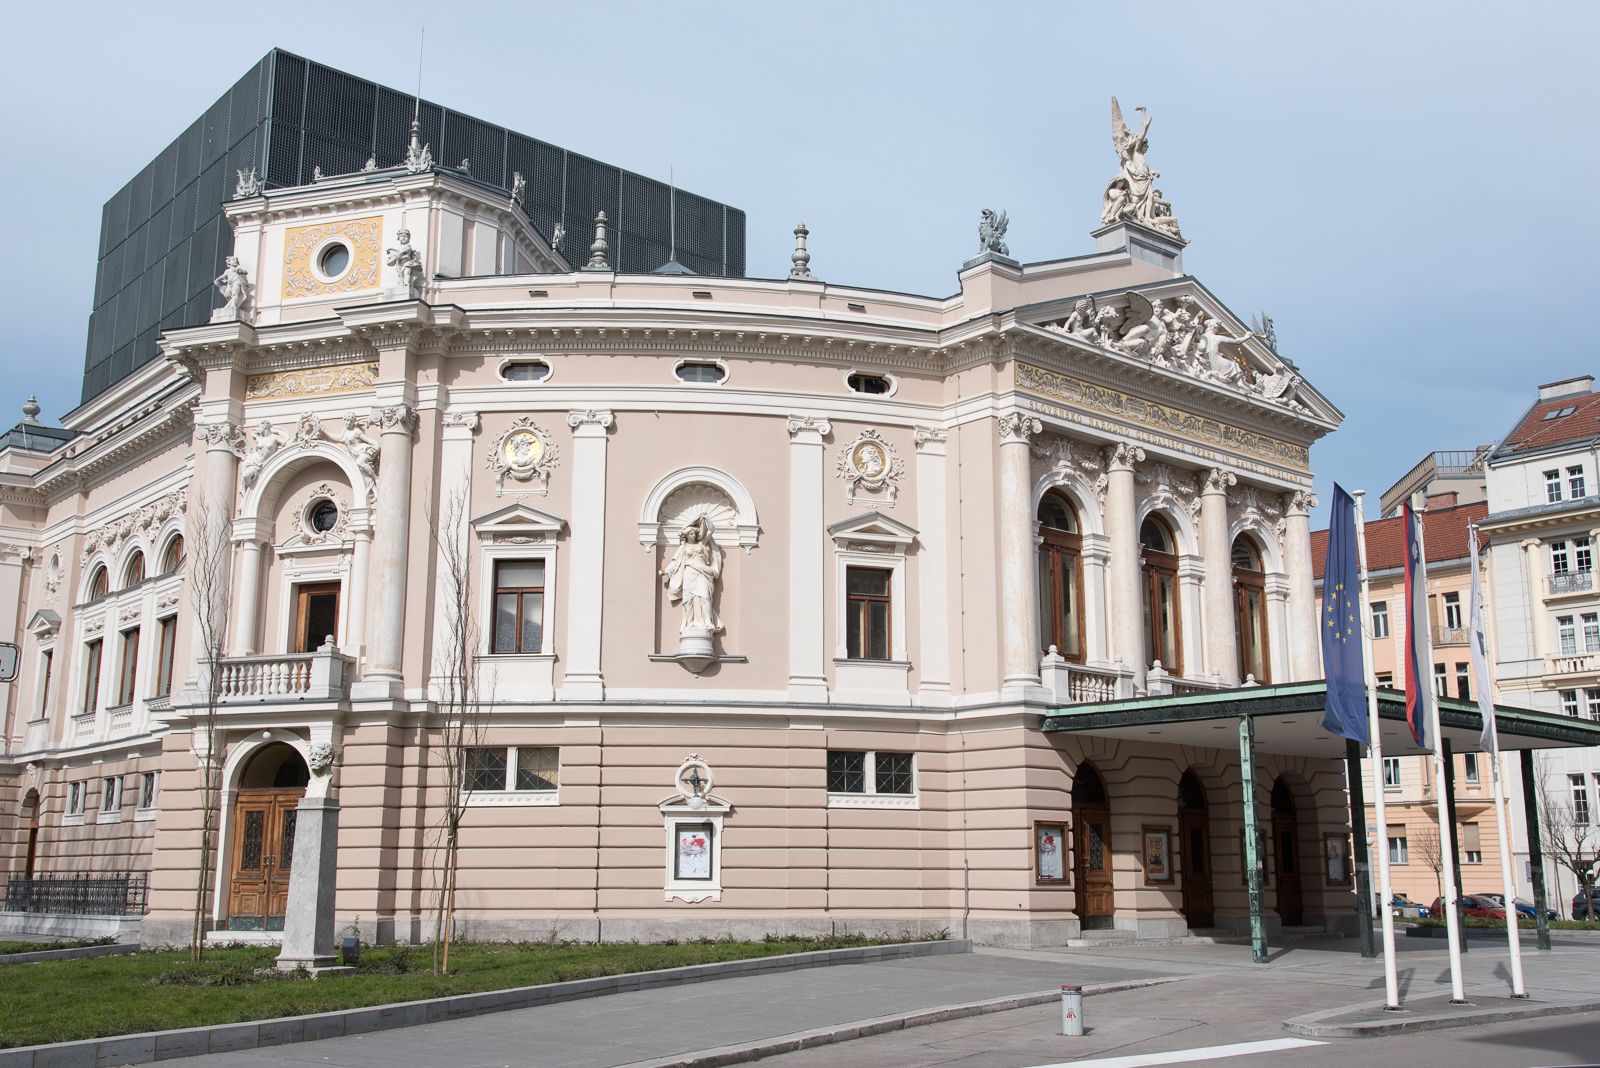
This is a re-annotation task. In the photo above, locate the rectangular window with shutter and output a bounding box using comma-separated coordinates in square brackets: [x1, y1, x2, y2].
[1460, 822, 1482, 864]
[1388, 825, 1408, 864]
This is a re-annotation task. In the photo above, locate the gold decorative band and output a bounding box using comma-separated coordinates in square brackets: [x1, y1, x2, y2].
[1015, 362, 1310, 470]
[246, 362, 380, 399]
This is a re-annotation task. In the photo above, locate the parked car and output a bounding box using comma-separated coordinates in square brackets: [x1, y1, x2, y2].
[1477, 894, 1559, 922]
[1428, 895, 1507, 920]
[1389, 895, 1428, 919]
[1571, 888, 1600, 921]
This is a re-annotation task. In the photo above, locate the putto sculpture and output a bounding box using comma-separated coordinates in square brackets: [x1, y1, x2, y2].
[209, 257, 251, 323]
[1101, 98, 1184, 241]
[978, 209, 1010, 256]
[385, 229, 423, 298]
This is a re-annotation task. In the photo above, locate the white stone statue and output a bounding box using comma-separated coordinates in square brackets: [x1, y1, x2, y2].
[233, 167, 261, 199]
[510, 170, 526, 207]
[239, 420, 287, 491]
[978, 209, 1010, 256]
[210, 257, 251, 323]
[339, 413, 381, 495]
[1101, 98, 1183, 240]
[1197, 319, 1256, 386]
[662, 515, 723, 637]
[385, 229, 423, 298]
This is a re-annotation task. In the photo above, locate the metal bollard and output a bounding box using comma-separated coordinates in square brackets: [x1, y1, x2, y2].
[1061, 984, 1084, 1036]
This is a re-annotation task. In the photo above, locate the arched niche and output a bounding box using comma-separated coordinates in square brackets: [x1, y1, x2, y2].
[638, 466, 760, 553]
[240, 440, 369, 523]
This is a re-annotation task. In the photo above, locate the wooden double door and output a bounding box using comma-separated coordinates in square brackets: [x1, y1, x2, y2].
[226, 789, 302, 931]
[1273, 810, 1303, 925]
[1178, 808, 1214, 928]
[1073, 803, 1114, 929]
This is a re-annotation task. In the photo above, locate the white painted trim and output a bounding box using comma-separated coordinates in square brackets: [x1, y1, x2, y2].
[659, 797, 729, 902]
[670, 356, 729, 386]
[843, 369, 898, 397]
[495, 356, 553, 384]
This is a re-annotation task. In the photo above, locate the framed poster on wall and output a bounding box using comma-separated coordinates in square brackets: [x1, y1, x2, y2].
[1324, 832, 1351, 886]
[1142, 825, 1173, 883]
[1035, 821, 1068, 883]
[674, 822, 714, 880]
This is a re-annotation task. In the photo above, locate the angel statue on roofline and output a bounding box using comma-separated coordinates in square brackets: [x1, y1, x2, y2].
[1102, 98, 1184, 241]
[662, 514, 723, 636]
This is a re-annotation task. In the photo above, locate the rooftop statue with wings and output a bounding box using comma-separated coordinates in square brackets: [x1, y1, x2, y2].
[1101, 98, 1185, 242]
[978, 209, 1010, 257]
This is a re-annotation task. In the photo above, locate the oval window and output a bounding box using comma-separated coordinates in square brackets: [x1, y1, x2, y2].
[319, 243, 351, 279]
[847, 373, 891, 395]
[503, 361, 550, 382]
[676, 362, 725, 384]
[310, 500, 340, 533]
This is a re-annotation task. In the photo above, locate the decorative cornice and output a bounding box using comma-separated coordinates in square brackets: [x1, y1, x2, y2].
[80, 486, 188, 566]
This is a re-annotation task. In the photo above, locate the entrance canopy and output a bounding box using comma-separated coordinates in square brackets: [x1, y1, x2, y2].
[1042, 681, 1600, 757]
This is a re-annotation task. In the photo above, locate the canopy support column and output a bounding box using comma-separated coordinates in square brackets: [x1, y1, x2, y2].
[1346, 739, 1376, 958]
[1240, 714, 1267, 963]
[1442, 737, 1468, 954]
[1520, 748, 1552, 951]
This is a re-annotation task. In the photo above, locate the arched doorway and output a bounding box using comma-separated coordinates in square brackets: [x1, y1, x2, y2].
[21, 789, 40, 878]
[226, 743, 308, 931]
[1232, 536, 1269, 683]
[1178, 770, 1213, 927]
[1140, 517, 1182, 673]
[1072, 763, 1114, 930]
[1270, 777, 1302, 925]
[1036, 492, 1085, 661]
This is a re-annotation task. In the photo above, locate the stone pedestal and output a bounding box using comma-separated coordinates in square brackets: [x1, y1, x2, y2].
[676, 628, 716, 675]
[276, 797, 340, 972]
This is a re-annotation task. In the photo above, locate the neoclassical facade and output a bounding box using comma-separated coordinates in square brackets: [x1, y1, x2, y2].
[0, 107, 1353, 949]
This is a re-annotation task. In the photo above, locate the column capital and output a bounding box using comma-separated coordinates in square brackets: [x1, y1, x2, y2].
[1202, 467, 1238, 496]
[194, 421, 246, 456]
[1285, 488, 1318, 516]
[786, 414, 831, 442]
[1521, 537, 1543, 551]
[913, 425, 948, 453]
[373, 403, 418, 435]
[568, 409, 615, 436]
[1105, 441, 1146, 472]
[440, 410, 480, 431]
[997, 412, 1042, 443]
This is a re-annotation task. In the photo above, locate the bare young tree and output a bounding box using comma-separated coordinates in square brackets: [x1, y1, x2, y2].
[425, 480, 487, 975]
[1537, 755, 1599, 921]
[186, 494, 233, 965]
[1411, 825, 1445, 902]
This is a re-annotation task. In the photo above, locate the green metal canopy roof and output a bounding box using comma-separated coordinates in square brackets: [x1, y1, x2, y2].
[1041, 681, 1600, 758]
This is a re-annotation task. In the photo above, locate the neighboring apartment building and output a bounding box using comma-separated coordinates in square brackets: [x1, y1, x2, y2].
[0, 67, 1368, 951]
[1313, 498, 1511, 904]
[1480, 375, 1600, 912]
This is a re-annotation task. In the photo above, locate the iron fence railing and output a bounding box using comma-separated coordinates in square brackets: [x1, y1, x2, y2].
[1551, 570, 1594, 596]
[3, 871, 148, 915]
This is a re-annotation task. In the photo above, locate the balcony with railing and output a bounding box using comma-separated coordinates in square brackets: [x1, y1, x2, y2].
[71, 711, 96, 743]
[106, 703, 134, 738]
[1433, 626, 1469, 646]
[1550, 569, 1594, 596]
[1549, 652, 1600, 677]
[187, 642, 356, 706]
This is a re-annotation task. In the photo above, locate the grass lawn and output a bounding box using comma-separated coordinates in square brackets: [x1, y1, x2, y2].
[0, 934, 935, 1048]
[0, 938, 116, 956]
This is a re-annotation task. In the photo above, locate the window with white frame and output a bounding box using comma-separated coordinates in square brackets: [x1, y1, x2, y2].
[1552, 541, 1571, 574]
[65, 781, 84, 819]
[1578, 536, 1594, 573]
[828, 514, 916, 690]
[464, 746, 559, 805]
[1585, 614, 1600, 653]
[1388, 826, 1409, 864]
[1433, 662, 1448, 697]
[82, 639, 103, 714]
[1371, 601, 1390, 639]
[1463, 752, 1479, 784]
[1572, 774, 1591, 825]
[1460, 822, 1482, 864]
[1383, 757, 1403, 788]
[1586, 688, 1600, 721]
[492, 561, 545, 654]
[1547, 470, 1564, 503]
[1570, 466, 1587, 500]
[101, 776, 120, 815]
[1375, 671, 1394, 689]
[116, 628, 139, 706]
[827, 750, 917, 807]
[137, 771, 158, 813]
[1562, 689, 1580, 717]
[1442, 592, 1462, 630]
[845, 568, 892, 660]
[37, 648, 53, 719]
[1559, 616, 1578, 655]
[154, 617, 177, 697]
[1456, 662, 1470, 700]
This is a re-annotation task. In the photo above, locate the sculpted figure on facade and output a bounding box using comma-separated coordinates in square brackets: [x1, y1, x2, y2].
[385, 229, 424, 298]
[294, 411, 328, 447]
[1197, 319, 1257, 387]
[663, 515, 723, 637]
[837, 429, 904, 507]
[338, 413, 380, 497]
[1102, 97, 1183, 241]
[233, 167, 261, 199]
[209, 257, 251, 324]
[487, 417, 559, 495]
[978, 209, 1010, 256]
[239, 421, 288, 492]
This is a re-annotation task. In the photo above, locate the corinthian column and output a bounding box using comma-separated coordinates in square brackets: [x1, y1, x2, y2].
[1283, 489, 1319, 680]
[355, 404, 417, 698]
[187, 420, 245, 689]
[998, 413, 1044, 700]
[1202, 468, 1239, 686]
[1104, 441, 1146, 688]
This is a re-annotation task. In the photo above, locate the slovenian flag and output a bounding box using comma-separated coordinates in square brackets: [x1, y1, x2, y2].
[1403, 501, 1433, 749]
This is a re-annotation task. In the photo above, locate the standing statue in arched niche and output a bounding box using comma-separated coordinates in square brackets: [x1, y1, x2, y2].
[663, 515, 723, 638]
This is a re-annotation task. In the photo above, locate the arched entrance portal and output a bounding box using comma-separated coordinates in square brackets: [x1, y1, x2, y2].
[1072, 763, 1114, 930]
[1177, 770, 1213, 927]
[1270, 777, 1303, 925]
[226, 743, 308, 931]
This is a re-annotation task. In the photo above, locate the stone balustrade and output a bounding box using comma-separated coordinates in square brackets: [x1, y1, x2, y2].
[192, 643, 355, 705]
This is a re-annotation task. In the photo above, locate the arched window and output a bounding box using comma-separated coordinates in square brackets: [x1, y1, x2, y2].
[1233, 535, 1269, 683]
[1036, 493, 1084, 662]
[1140, 516, 1181, 673]
[87, 566, 108, 601]
[161, 536, 184, 574]
[123, 551, 144, 588]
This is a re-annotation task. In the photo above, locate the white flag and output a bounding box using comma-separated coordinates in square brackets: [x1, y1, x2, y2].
[1469, 524, 1497, 754]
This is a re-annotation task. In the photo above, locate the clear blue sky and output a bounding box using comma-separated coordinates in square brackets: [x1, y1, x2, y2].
[4, 1, 1594, 527]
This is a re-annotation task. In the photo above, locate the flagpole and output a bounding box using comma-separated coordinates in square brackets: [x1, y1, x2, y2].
[1470, 521, 1526, 997]
[1412, 505, 1467, 1002]
[1353, 491, 1400, 1009]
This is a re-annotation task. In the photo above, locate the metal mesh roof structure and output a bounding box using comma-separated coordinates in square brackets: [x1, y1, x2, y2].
[82, 48, 748, 404]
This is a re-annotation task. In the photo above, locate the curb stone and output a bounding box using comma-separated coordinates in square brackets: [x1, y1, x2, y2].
[0, 943, 139, 966]
[1404, 925, 1600, 941]
[0, 939, 968, 1067]
[611, 975, 1191, 1068]
[1283, 996, 1600, 1038]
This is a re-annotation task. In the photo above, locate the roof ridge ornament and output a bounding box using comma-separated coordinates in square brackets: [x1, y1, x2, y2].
[584, 211, 611, 271]
[979, 209, 1009, 256]
[233, 167, 261, 200]
[1102, 97, 1185, 243]
[789, 222, 814, 279]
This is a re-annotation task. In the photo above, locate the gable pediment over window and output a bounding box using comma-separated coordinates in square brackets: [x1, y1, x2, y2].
[470, 501, 568, 543]
[826, 512, 918, 552]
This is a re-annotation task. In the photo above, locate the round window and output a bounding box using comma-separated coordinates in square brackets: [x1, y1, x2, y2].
[310, 500, 340, 533]
[319, 243, 351, 279]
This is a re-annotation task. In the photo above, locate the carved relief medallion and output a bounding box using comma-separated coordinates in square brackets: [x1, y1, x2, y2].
[488, 417, 559, 495]
[836, 429, 904, 508]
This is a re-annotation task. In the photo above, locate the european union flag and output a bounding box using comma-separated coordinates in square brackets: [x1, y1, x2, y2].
[1320, 484, 1368, 743]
